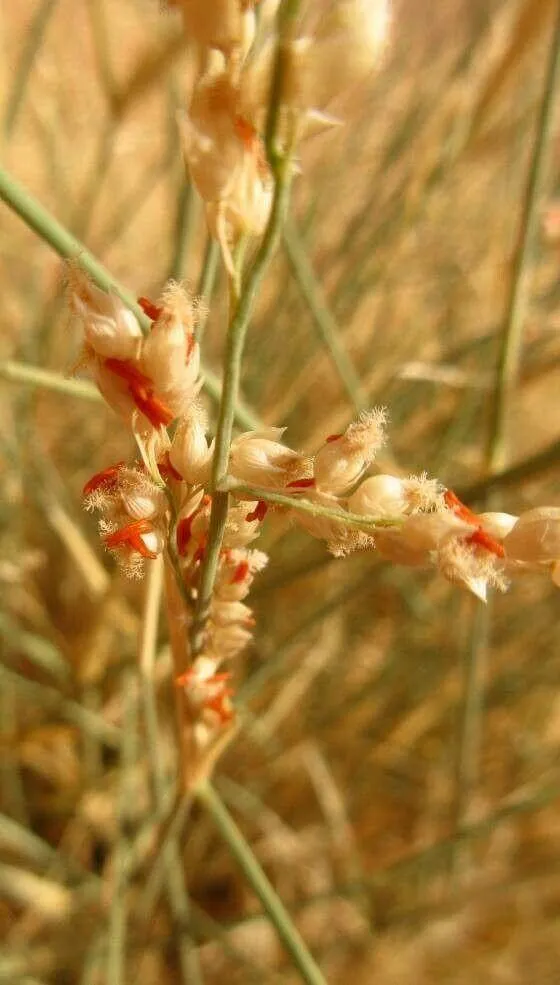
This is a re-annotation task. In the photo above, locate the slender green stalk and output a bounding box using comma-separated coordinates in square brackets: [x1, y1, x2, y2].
[196, 236, 220, 340]
[486, 2, 560, 473]
[283, 219, 366, 411]
[169, 180, 199, 281]
[0, 166, 150, 328]
[196, 781, 328, 985]
[0, 166, 259, 429]
[139, 790, 194, 915]
[221, 479, 404, 532]
[264, 0, 301, 163]
[86, 0, 117, 104]
[138, 559, 203, 985]
[0, 360, 101, 401]
[190, 129, 295, 655]
[2, 0, 58, 138]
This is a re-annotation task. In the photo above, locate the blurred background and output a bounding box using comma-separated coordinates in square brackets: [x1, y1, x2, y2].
[2, 0, 560, 982]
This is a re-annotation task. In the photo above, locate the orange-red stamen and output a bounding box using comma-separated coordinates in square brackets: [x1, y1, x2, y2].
[186, 332, 196, 363]
[231, 560, 249, 584]
[104, 357, 152, 388]
[444, 489, 478, 526]
[466, 528, 505, 558]
[138, 296, 163, 321]
[129, 383, 175, 428]
[104, 518, 158, 559]
[286, 477, 316, 489]
[206, 690, 235, 724]
[176, 516, 193, 556]
[83, 461, 125, 496]
[158, 453, 183, 482]
[175, 669, 235, 723]
[246, 500, 268, 523]
[234, 114, 257, 149]
[326, 433, 342, 443]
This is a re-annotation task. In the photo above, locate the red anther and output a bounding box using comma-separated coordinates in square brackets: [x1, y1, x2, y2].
[176, 516, 193, 556]
[444, 488, 478, 526]
[326, 433, 342, 443]
[205, 689, 235, 724]
[193, 545, 205, 564]
[158, 452, 183, 482]
[466, 528, 505, 558]
[104, 357, 152, 387]
[104, 518, 158, 559]
[83, 461, 125, 496]
[138, 296, 162, 321]
[246, 500, 268, 523]
[231, 560, 249, 584]
[234, 114, 257, 148]
[186, 332, 196, 363]
[286, 477, 316, 489]
[175, 668, 193, 688]
[128, 382, 175, 428]
[202, 494, 212, 506]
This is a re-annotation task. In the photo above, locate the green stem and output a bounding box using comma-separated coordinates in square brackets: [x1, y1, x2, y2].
[0, 167, 150, 329]
[196, 782, 328, 985]
[0, 360, 101, 401]
[196, 236, 220, 340]
[221, 480, 404, 532]
[190, 137, 295, 655]
[169, 180, 199, 282]
[486, 2, 560, 473]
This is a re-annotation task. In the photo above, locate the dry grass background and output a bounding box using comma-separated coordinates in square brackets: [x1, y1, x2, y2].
[2, 0, 560, 982]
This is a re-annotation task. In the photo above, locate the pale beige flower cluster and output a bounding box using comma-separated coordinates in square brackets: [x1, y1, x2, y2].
[72, 274, 274, 747]
[170, 0, 391, 271]
[72, 267, 560, 759]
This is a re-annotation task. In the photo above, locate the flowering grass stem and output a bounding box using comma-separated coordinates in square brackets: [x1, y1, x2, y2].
[190, 126, 296, 656]
[220, 479, 404, 532]
[196, 780, 328, 985]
